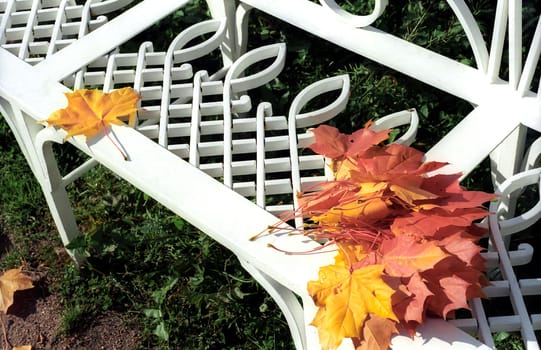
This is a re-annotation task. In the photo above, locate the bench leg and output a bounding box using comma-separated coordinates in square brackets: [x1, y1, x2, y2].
[239, 259, 307, 350]
[0, 101, 86, 265]
[34, 127, 87, 265]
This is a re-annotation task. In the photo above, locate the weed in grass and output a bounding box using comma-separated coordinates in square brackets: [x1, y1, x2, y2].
[494, 332, 525, 350]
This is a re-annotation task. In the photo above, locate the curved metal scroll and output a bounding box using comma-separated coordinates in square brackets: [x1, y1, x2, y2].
[158, 19, 227, 147]
[222, 43, 287, 187]
[372, 108, 419, 146]
[288, 74, 350, 228]
[319, 0, 388, 28]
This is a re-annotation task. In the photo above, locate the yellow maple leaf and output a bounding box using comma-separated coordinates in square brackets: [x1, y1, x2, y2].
[0, 269, 34, 314]
[40, 87, 140, 140]
[308, 261, 397, 350]
[311, 197, 391, 225]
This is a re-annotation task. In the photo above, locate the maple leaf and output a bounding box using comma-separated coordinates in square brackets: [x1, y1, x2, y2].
[345, 123, 391, 157]
[356, 313, 398, 350]
[40, 87, 140, 140]
[0, 269, 34, 314]
[392, 272, 433, 328]
[308, 259, 397, 350]
[311, 196, 392, 225]
[308, 125, 350, 159]
[308, 123, 390, 160]
[390, 208, 490, 239]
[437, 231, 486, 269]
[299, 181, 359, 214]
[419, 173, 496, 210]
[422, 258, 487, 318]
[335, 241, 369, 266]
[378, 235, 450, 277]
[355, 144, 446, 180]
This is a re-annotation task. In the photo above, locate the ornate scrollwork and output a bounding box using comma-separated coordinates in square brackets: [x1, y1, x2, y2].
[318, 0, 388, 27]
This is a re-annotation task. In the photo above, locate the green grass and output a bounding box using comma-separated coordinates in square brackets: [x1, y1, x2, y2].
[0, 117, 292, 349]
[2, 1, 540, 349]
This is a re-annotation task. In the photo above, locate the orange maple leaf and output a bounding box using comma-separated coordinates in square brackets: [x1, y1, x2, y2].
[378, 235, 450, 277]
[0, 268, 34, 314]
[40, 87, 140, 140]
[308, 256, 397, 350]
[390, 208, 490, 239]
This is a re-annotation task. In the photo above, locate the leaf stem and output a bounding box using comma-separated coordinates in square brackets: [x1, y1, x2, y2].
[101, 121, 128, 160]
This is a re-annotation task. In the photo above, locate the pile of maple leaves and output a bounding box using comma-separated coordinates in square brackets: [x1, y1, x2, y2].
[293, 123, 495, 349]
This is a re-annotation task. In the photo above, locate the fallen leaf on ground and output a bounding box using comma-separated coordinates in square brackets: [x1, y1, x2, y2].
[0, 268, 34, 313]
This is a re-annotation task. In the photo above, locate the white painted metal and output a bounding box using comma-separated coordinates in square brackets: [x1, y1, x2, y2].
[319, 0, 388, 28]
[1, 1, 541, 349]
[288, 74, 350, 228]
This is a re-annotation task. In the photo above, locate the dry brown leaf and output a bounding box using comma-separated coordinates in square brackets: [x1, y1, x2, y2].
[0, 268, 34, 314]
[356, 313, 398, 350]
[13, 345, 32, 350]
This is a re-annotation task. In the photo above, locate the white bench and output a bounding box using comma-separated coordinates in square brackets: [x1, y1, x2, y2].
[1, 1, 540, 349]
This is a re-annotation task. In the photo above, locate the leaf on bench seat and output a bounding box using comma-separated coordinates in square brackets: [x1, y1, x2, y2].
[40, 87, 140, 140]
[308, 261, 397, 350]
[40, 87, 140, 159]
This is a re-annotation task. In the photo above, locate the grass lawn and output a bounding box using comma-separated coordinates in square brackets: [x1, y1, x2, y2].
[0, 117, 293, 349]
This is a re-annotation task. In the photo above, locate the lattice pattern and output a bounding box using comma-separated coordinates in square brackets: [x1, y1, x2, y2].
[0, 0, 136, 64]
[452, 168, 541, 350]
[64, 19, 341, 218]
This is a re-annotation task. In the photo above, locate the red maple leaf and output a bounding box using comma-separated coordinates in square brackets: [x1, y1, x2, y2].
[308, 123, 390, 160]
[422, 257, 488, 319]
[390, 207, 490, 239]
[392, 272, 433, 332]
[420, 173, 497, 210]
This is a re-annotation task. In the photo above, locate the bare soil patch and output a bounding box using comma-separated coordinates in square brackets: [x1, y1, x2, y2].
[4, 278, 142, 350]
